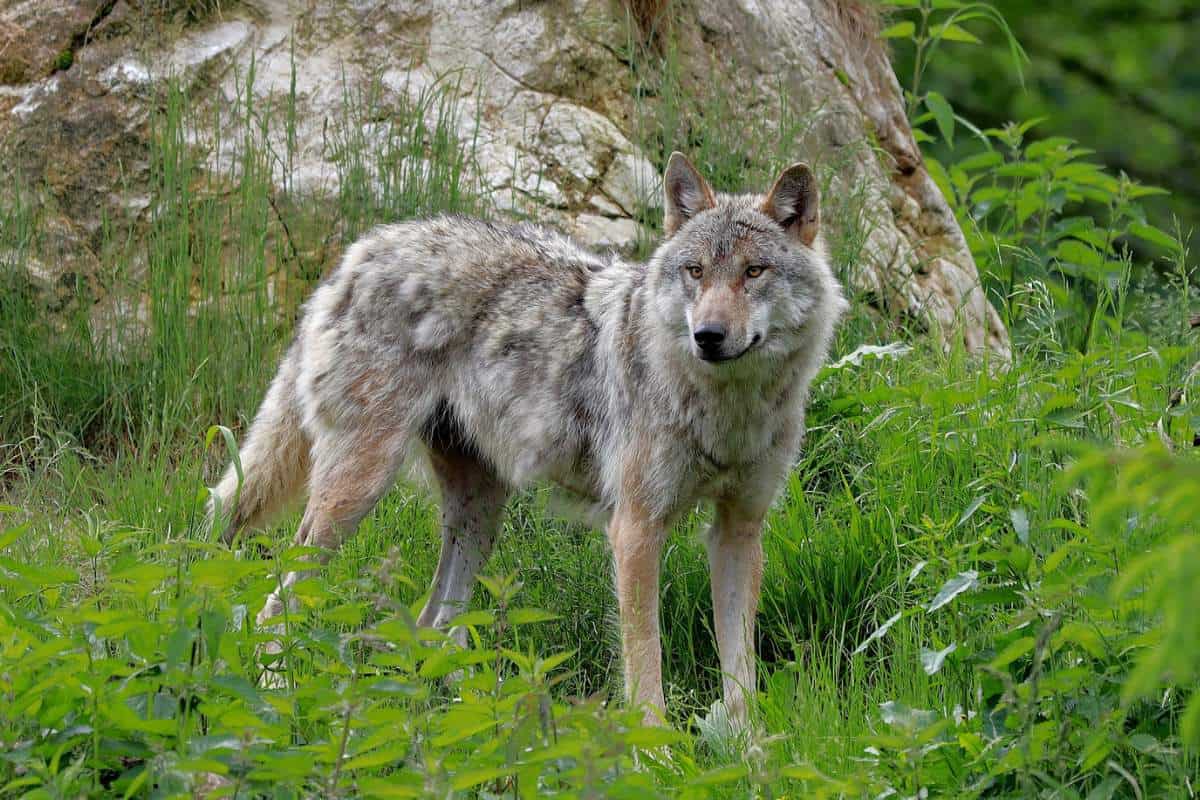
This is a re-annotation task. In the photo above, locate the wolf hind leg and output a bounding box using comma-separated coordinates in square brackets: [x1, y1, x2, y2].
[416, 443, 509, 646]
[256, 424, 412, 631]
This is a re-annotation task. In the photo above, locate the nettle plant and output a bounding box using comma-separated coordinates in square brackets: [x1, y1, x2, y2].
[881, 0, 1025, 129]
[0, 457, 674, 799]
[884, 0, 1187, 353]
[852, 438, 1200, 798]
[926, 122, 1185, 353]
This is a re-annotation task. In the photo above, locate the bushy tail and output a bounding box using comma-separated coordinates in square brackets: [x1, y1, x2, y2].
[208, 358, 310, 543]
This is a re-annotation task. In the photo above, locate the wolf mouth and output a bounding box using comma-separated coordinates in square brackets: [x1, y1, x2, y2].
[698, 333, 762, 363]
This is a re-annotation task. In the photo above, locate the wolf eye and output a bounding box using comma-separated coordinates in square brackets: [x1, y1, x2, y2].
[745, 265, 766, 278]
[686, 265, 703, 279]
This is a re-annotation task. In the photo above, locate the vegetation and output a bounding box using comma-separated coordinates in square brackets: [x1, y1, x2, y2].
[891, 0, 1200, 258]
[1, 3, 1197, 797]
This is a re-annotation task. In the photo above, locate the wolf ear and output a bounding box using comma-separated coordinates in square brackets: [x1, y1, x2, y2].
[663, 152, 716, 236]
[761, 163, 820, 247]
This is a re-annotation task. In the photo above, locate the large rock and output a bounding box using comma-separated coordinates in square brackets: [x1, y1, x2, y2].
[0, 0, 1007, 355]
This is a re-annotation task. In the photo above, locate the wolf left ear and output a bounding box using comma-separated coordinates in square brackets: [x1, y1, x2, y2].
[663, 152, 716, 237]
[762, 163, 820, 247]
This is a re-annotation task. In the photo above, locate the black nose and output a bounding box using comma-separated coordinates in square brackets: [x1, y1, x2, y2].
[693, 323, 727, 351]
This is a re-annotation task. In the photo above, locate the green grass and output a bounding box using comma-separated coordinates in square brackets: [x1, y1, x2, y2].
[2, 17, 1199, 799]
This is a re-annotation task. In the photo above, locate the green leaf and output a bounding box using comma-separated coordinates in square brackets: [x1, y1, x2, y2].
[103, 699, 176, 736]
[419, 649, 465, 680]
[925, 91, 955, 146]
[1127, 222, 1183, 253]
[970, 186, 1009, 207]
[166, 624, 195, 672]
[625, 726, 685, 747]
[1043, 543, 1076, 574]
[451, 765, 512, 790]
[1181, 695, 1200, 745]
[779, 764, 833, 782]
[323, 602, 366, 626]
[932, 22, 981, 43]
[536, 649, 576, 674]
[994, 162, 1045, 178]
[189, 558, 263, 590]
[343, 743, 412, 771]
[957, 151, 1002, 172]
[356, 777, 423, 799]
[853, 610, 903, 655]
[0, 777, 43, 795]
[433, 711, 497, 747]
[957, 494, 986, 527]
[1013, 192, 1042, 227]
[1056, 239, 1106, 272]
[0, 522, 29, 551]
[920, 642, 957, 675]
[880, 20, 915, 38]
[1010, 508, 1030, 544]
[1080, 730, 1114, 770]
[927, 571, 978, 613]
[447, 609, 494, 627]
[109, 562, 171, 594]
[1055, 621, 1106, 660]
[990, 635, 1035, 669]
[0, 557, 78, 586]
[1126, 184, 1170, 200]
[1026, 136, 1077, 160]
[690, 765, 749, 786]
[924, 156, 955, 205]
[507, 607, 559, 625]
[1128, 733, 1160, 754]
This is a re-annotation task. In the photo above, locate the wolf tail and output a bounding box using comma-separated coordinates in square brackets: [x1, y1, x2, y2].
[208, 354, 310, 544]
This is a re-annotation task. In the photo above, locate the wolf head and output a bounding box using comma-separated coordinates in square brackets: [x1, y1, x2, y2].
[649, 152, 845, 366]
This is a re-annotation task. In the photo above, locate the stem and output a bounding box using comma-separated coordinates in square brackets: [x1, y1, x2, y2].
[88, 647, 100, 793]
[328, 671, 358, 797]
[908, 4, 932, 117]
[1084, 197, 1121, 354]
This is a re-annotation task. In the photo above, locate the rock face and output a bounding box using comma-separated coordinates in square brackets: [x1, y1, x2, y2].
[0, 0, 1008, 355]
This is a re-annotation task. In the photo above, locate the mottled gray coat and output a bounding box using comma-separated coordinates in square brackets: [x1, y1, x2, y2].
[210, 153, 847, 726]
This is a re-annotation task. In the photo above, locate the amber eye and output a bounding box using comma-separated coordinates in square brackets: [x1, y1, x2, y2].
[686, 265, 703, 280]
[746, 265, 766, 278]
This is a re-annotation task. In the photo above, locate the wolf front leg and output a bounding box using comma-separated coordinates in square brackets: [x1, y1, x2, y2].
[705, 503, 766, 729]
[607, 501, 668, 725]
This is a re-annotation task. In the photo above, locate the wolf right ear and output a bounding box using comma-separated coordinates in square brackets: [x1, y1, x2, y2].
[663, 152, 716, 237]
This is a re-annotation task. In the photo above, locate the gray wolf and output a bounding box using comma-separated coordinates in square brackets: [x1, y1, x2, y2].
[209, 152, 847, 726]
